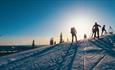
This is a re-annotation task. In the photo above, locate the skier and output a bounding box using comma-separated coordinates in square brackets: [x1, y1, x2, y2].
[71, 27, 77, 43]
[91, 27, 95, 38]
[101, 25, 107, 36]
[92, 22, 101, 39]
[108, 26, 114, 34]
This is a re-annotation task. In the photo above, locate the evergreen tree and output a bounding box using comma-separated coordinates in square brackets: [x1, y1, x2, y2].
[32, 40, 35, 47]
[60, 32, 63, 43]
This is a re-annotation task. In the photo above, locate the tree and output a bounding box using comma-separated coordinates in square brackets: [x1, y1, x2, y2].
[50, 38, 54, 45]
[32, 40, 35, 47]
[60, 32, 63, 43]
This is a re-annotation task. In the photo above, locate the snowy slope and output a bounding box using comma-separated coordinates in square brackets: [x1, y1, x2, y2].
[0, 43, 78, 70]
[0, 34, 115, 70]
[72, 34, 115, 70]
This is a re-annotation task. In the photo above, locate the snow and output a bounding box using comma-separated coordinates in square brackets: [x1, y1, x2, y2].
[0, 34, 115, 70]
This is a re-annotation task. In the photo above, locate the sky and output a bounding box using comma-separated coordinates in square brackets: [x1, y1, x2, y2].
[0, 0, 115, 45]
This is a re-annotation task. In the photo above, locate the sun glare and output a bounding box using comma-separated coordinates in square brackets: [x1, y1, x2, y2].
[61, 13, 93, 40]
[73, 16, 92, 40]
[54, 7, 99, 42]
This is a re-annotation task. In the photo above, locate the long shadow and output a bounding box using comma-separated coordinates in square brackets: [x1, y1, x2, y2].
[100, 38, 114, 48]
[0, 44, 70, 69]
[85, 49, 103, 54]
[57, 43, 79, 70]
[90, 55, 105, 70]
[0, 43, 79, 70]
[90, 38, 115, 57]
[69, 43, 79, 70]
[107, 34, 115, 43]
[98, 60, 115, 69]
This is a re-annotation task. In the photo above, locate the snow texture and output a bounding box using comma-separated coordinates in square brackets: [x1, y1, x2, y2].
[0, 34, 115, 70]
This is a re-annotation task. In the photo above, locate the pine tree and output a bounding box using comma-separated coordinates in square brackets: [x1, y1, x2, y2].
[32, 40, 35, 47]
[60, 32, 63, 43]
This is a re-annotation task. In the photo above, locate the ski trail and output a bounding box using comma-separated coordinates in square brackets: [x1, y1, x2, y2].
[90, 55, 105, 70]
[57, 43, 78, 70]
[79, 39, 105, 70]
[72, 40, 89, 70]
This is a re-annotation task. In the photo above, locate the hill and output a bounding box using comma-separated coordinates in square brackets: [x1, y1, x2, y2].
[0, 34, 115, 70]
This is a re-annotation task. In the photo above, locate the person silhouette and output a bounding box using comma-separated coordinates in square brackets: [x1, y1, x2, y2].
[101, 25, 107, 36]
[71, 27, 77, 43]
[84, 34, 87, 39]
[91, 27, 95, 38]
[92, 22, 101, 39]
[108, 26, 114, 34]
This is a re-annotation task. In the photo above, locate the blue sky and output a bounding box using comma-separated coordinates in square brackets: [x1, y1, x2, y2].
[0, 0, 115, 45]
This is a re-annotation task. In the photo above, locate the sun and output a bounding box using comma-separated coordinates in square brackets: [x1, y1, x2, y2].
[71, 16, 92, 39]
[60, 14, 93, 40]
[55, 8, 97, 41]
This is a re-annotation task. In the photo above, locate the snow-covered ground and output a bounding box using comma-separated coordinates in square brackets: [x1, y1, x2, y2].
[0, 43, 78, 70]
[0, 34, 115, 70]
[72, 34, 115, 70]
